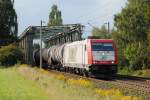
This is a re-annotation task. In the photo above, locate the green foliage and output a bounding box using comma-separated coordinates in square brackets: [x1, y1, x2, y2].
[92, 25, 112, 39]
[0, 0, 18, 45]
[119, 68, 150, 78]
[0, 44, 23, 66]
[124, 43, 149, 70]
[133, 69, 150, 78]
[148, 29, 150, 49]
[114, 0, 150, 70]
[48, 5, 63, 26]
[114, 0, 150, 42]
[112, 30, 129, 69]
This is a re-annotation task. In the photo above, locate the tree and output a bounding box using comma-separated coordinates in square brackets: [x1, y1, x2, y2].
[0, 0, 18, 45]
[114, 0, 150, 42]
[0, 44, 23, 66]
[112, 30, 129, 69]
[114, 0, 150, 70]
[148, 29, 150, 49]
[48, 5, 63, 26]
[124, 42, 149, 70]
[92, 25, 112, 39]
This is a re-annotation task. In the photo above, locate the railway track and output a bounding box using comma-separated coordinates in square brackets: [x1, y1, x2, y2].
[47, 69, 150, 100]
[113, 75, 150, 100]
[115, 75, 150, 85]
[89, 75, 150, 99]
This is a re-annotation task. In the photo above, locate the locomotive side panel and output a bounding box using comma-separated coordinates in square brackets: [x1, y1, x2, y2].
[63, 40, 88, 68]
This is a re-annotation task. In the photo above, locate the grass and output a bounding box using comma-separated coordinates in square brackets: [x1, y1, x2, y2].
[18, 65, 100, 100]
[118, 68, 150, 78]
[0, 64, 141, 100]
[0, 67, 49, 100]
[17, 64, 141, 100]
[132, 69, 150, 77]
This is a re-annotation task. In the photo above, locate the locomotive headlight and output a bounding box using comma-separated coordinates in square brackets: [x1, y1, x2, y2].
[112, 61, 114, 64]
[93, 61, 96, 64]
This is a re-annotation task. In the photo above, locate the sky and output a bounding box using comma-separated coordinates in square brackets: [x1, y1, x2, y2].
[14, 0, 127, 36]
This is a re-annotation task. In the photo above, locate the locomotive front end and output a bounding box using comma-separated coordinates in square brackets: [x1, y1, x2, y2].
[88, 39, 117, 76]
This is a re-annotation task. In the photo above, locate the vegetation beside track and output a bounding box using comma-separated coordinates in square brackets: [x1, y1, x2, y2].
[0, 44, 23, 66]
[119, 68, 150, 78]
[17, 64, 140, 100]
[0, 66, 49, 100]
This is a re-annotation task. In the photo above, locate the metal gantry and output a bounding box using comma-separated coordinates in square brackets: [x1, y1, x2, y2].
[18, 24, 84, 65]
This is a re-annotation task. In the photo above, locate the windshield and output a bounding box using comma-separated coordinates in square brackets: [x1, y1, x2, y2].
[92, 43, 114, 51]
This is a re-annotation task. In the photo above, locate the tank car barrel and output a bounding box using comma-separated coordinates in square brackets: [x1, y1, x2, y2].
[33, 44, 66, 67]
[42, 48, 49, 61]
[33, 48, 48, 66]
[48, 44, 66, 65]
[33, 49, 40, 66]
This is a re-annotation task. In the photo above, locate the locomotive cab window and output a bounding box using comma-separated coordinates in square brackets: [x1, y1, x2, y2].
[92, 43, 114, 51]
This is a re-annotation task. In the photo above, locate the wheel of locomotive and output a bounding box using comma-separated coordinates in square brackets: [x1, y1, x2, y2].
[79, 68, 83, 76]
[74, 68, 79, 74]
[71, 67, 74, 74]
[76, 68, 80, 75]
[83, 69, 89, 77]
[68, 67, 72, 73]
[76, 68, 80, 74]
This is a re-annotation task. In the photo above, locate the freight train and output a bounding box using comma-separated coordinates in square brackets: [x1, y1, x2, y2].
[33, 39, 117, 77]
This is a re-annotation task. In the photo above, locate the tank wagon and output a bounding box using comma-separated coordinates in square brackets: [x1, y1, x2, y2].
[33, 39, 117, 77]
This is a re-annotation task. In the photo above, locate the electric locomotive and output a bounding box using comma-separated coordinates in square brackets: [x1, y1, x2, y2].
[33, 39, 117, 77]
[63, 39, 117, 76]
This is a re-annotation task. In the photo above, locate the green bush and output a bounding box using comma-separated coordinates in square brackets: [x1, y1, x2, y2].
[124, 42, 149, 70]
[0, 44, 23, 66]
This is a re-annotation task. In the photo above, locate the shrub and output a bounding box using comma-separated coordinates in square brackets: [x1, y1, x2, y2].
[124, 42, 149, 70]
[0, 44, 23, 66]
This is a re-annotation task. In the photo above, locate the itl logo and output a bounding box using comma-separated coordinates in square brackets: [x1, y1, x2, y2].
[101, 53, 107, 60]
